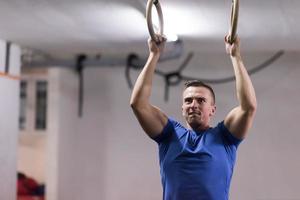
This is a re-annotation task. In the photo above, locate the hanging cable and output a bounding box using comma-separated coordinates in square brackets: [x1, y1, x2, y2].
[126, 50, 285, 101]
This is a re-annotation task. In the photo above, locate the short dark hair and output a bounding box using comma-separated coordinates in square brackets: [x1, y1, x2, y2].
[184, 80, 216, 104]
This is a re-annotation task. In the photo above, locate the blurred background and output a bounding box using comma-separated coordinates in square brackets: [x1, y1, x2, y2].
[0, 0, 300, 199]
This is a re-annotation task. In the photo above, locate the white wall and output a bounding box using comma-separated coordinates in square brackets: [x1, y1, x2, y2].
[47, 68, 80, 200]
[18, 134, 46, 183]
[0, 39, 21, 200]
[48, 50, 300, 200]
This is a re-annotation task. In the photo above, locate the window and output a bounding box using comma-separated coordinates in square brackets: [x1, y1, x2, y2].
[19, 81, 27, 130]
[35, 81, 48, 130]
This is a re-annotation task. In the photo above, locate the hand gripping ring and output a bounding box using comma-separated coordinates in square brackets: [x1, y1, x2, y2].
[228, 0, 239, 44]
[146, 0, 164, 43]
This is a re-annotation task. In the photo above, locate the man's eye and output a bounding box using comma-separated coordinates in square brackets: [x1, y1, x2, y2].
[185, 98, 192, 103]
[197, 98, 206, 103]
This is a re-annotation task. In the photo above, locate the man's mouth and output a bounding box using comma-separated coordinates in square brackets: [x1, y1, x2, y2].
[188, 112, 200, 116]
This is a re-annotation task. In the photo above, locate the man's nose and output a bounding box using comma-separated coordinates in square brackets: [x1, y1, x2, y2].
[191, 99, 198, 107]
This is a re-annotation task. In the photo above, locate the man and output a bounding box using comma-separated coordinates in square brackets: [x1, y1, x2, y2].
[130, 35, 257, 200]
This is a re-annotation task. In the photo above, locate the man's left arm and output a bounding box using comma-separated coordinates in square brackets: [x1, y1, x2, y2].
[224, 37, 257, 140]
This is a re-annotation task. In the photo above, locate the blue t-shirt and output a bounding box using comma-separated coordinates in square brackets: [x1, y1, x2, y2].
[153, 118, 242, 200]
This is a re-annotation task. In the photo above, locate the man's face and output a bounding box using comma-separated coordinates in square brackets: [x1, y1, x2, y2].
[182, 86, 216, 128]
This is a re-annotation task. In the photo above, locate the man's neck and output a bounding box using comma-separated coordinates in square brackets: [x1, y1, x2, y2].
[188, 123, 210, 132]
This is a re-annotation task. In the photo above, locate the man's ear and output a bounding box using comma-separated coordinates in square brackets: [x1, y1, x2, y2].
[210, 105, 216, 116]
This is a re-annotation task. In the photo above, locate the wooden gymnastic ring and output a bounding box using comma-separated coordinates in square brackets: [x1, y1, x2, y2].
[228, 0, 239, 44]
[146, 0, 164, 43]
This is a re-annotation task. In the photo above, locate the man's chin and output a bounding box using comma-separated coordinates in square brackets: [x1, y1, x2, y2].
[187, 118, 201, 125]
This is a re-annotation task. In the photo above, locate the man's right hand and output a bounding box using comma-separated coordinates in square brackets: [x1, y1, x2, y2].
[225, 35, 241, 58]
[148, 34, 167, 55]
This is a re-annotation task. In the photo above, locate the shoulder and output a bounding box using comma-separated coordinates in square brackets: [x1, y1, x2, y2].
[153, 117, 187, 143]
[213, 121, 243, 147]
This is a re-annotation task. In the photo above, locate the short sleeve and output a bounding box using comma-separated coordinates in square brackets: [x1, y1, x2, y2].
[152, 118, 175, 143]
[218, 121, 243, 148]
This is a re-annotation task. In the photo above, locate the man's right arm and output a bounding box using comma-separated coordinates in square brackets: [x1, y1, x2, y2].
[130, 37, 168, 139]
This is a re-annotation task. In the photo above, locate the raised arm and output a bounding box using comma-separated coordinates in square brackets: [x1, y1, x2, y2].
[224, 36, 257, 140]
[130, 36, 168, 139]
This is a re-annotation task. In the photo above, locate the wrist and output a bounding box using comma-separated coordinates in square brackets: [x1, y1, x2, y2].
[149, 51, 161, 58]
[231, 53, 242, 60]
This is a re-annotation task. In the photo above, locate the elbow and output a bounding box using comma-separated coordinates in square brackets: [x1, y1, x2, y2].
[130, 91, 149, 110]
[250, 98, 258, 112]
[241, 98, 257, 115]
[245, 101, 257, 115]
[130, 97, 143, 111]
[129, 90, 142, 109]
[130, 98, 150, 115]
[130, 102, 137, 111]
[239, 91, 257, 114]
[249, 105, 257, 116]
[130, 97, 137, 110]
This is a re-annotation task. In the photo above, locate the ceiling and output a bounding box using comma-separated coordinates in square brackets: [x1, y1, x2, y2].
[0, 0, 299, 62]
